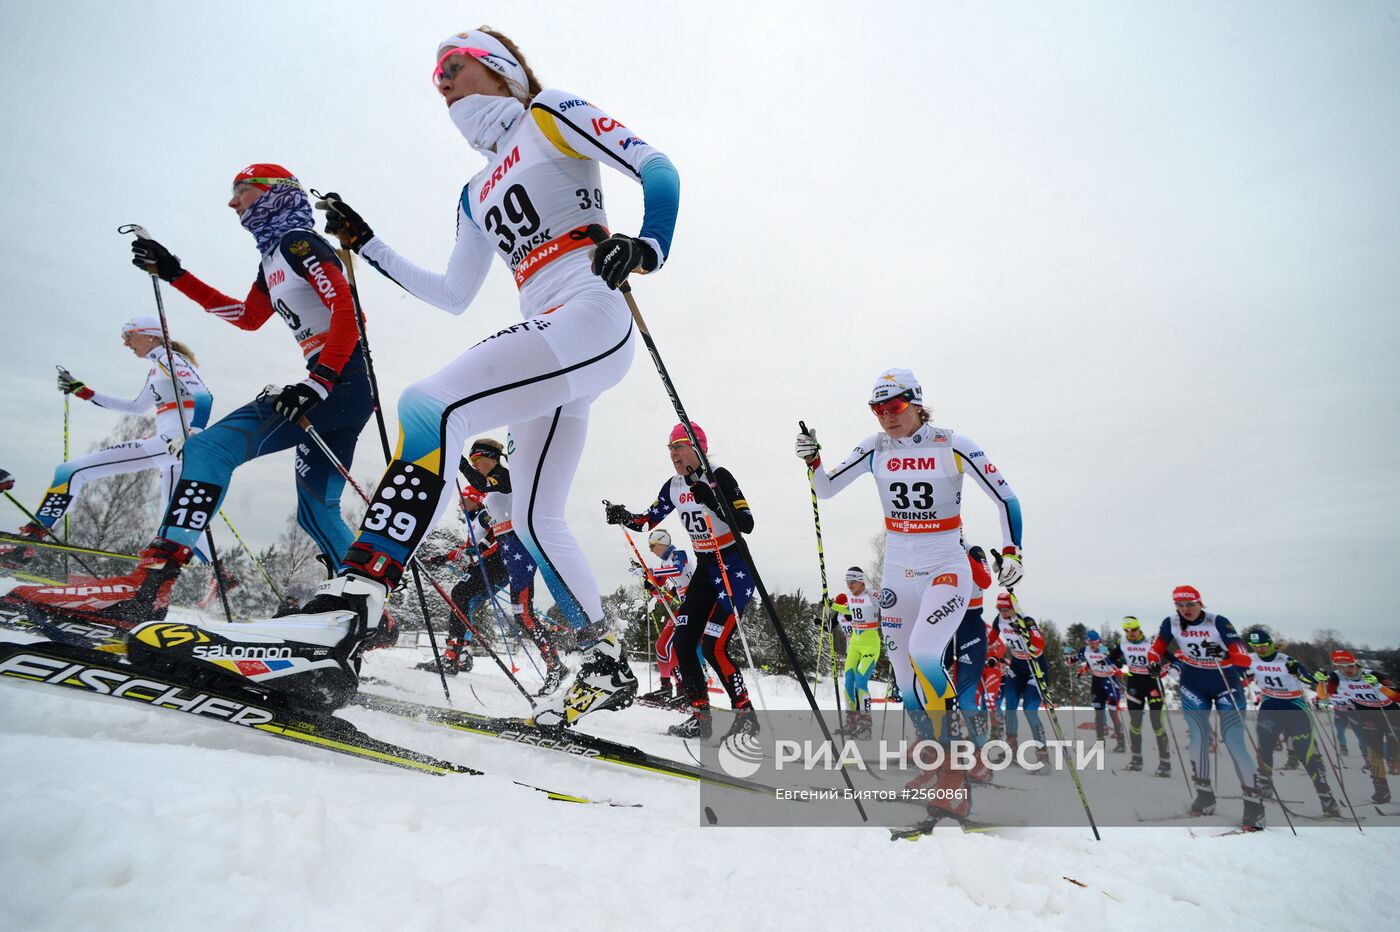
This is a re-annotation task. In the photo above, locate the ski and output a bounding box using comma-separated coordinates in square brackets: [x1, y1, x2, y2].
[0, 639, 621, 806]
[351, 690, 776, 795]
[889, 814, 1007, 839]
[0, 532, 140, 562]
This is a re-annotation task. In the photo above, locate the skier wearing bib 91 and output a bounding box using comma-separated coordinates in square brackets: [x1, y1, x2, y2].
[2, 165, 370, 634]
[605, 423, 757, 740]
[123, 28, 680, 722]
[796, 368, 1023, 819]
[1147, 585, 1266, 830]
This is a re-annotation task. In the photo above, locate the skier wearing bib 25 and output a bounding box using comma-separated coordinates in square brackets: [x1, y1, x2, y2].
[1147, 585, 1265, 829]
[3, 166, 370, 639]
[797, 368, 1022, 815]
[606, 423, 756, 740]
[0, 318, 213, 570]
[177, 28, 679, 722]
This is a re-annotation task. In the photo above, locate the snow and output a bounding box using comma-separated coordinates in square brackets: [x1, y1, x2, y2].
[2, 631, 1396, 931]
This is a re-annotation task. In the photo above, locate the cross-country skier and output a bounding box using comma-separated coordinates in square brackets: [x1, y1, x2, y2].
[992, 594, 1048, 766]
[1244, 628, 1341, 816]
[0, 317, 213, 567]
[1074, 630, 1126, 752]
[188, 26, 681, 724]
[453, 438, 567, 692]
[944, 544, 993, 775]
[605, 422, 757, 739]
[633, 528, 693, 706]
[981, 622, 1007, 740]
[796, 368, 1023, 819]
[1119, 616, 1172, 776]
[830, 566, 882, 739]
[2, 165, 370, 636]
[1147, 585, 1266, 829]
[1320, 649, 1400, 804]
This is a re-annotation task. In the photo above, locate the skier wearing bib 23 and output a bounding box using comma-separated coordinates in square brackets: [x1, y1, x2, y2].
[796, 368, 1022, 816]
[138, 28, 680, 722]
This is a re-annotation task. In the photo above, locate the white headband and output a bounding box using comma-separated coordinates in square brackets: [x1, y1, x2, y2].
[438, 30, 530, 99]
[122, 316, 163, 338]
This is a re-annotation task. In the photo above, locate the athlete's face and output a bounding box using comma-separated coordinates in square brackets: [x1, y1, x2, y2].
[1175, 600, 1203, 622]
[122, 332, 159, 357]
[469, 452, 499, 476]
[228, 183, 264, 217]
[650, 541, 667, 557]
[873, 401, 923, 439]
[435, 47, 509, 107]
[1123, 627, 1144, 643]
[847, 581, 865, 596]
[997, 606, 1015, 621]
[669, 442, 700, 475]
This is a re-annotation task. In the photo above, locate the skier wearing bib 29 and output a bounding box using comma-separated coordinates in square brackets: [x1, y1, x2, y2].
[797, 368, 1022, 817]
[606, 423, 756, 739]
[1147, 585, 1265, 829]
[1119, 616, 1172, 776]
[145, 28, 679, 721]
[3, 165, 370, 635]
[0, 318, 213, 569]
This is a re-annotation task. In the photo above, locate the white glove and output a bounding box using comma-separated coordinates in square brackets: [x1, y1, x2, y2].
[795, 426, 820, 463]
[162, 427, 201, 459]
[997, 548, 1023, 588]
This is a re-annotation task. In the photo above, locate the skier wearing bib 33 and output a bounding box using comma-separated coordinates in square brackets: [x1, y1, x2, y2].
[797, 368, 1022, 815]
[154, 28, 680, 721]
[3, 165, 370, 637]
[1, 318, 213, 570]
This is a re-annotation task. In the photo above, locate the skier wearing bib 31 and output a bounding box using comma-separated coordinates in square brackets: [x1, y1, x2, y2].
[796, 368, 1022, 817]
[0, 317, 213, 569]
[4, 165, 370, 638]
[606, 423, 756, 739]
[1147, 585, 1265, 829]
[143, 28, 680, 720]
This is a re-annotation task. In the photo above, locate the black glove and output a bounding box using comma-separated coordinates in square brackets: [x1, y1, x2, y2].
[1203, 641, 1228, 659]
[985, 656, 999, 669]
[316, 192, 374, 253]
[272, 380, 327, 423]
[1147, 662, 1163, 677]
[131, 237, 184, 282]
[688, 478, 719, 512]
[968, 545, 986, 564]
[590, 234, 658, 290]
[604, 503, 635, 526]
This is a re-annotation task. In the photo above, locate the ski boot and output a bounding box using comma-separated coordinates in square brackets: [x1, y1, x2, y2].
[0, 522, 44, 567]
[669, 702, 713, 739]
[533, 630, 637, 728]
[1242, 787, 1266, 831]
[1371, 783, 1391, 805]
[1112, 735, 1126, 754]
[1125, 755, 1144, 772]
[1189, 781, 1217, 816]
[904, 743, 972, 821]
[535, 660, 566, 698]
[1283, 753, 1302, 771]
[1319, 791, 1342, 818]
[0, 538, 190, 629]
[363, 607, 399, 652]
[968, 747, 994, 785]
[638, 679, 675, 704]
[1154, 758, 1173, 778]
[418, 637, 465, 676]
[722, 706, 761, 741]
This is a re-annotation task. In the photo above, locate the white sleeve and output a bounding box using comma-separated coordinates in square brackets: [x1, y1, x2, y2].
[811, 435, 877, 501]
[359, 202, 495, 316]
[951, 431, 1023, 551]
[87, 368, 154, 415]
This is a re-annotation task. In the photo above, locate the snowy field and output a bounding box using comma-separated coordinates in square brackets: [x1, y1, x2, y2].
[2, 625, 1397, 932]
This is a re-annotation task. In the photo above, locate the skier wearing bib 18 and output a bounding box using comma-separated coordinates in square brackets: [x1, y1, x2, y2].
[2, 164, 370, 632]
[123, 27, 680, 722]
[0, 317, 213, 568]
[796, 368, 1022, 818]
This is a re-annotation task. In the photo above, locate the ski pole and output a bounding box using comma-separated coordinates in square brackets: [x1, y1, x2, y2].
[1152, 666, 1198, 801]
[1303, 699, 1366, 833]
[118, 223, 234, 624]
[1211, 657, 1296, 835]
[1003, 584, 1101, 840]
[800, 425, 845, 719]
[61, 381, 70, 577]
[580, 232, 863, 817]
[616, 524, 687, 696]
[702, 512, 769, 713]
[295, 416, 537, 708]
[217, 510, 282, 602]
[458, 479, 542, 680]
[313, 222, 451, 701]
[2, 493, 100, 575]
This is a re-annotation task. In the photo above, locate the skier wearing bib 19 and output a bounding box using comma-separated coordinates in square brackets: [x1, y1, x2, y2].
[1244, 628, 1340, 816]
[830, 567, 882, 739]
[0, 318, 213, 569]
[1147, 585, 1265, 829]
[3, 165, 370, 636]
[796, 368, 1022, 817]
[138, 28, 680, 721]
[1119, 616, 1172, 776]
[606, 423, 756, 739]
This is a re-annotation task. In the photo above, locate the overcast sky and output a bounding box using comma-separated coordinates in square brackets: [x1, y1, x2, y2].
[2, 2, 1397, 647]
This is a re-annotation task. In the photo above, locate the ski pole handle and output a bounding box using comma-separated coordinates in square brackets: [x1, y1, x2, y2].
[117, 223, 151, 239]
